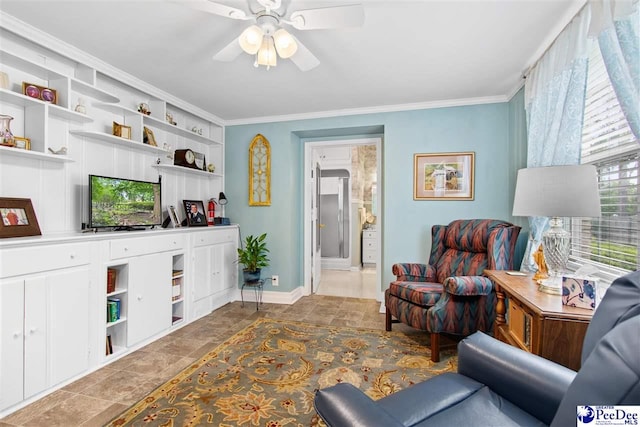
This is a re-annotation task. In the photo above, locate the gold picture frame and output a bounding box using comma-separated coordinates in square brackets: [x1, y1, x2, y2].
[143, 126, 157, 146]
[249, 134, 271, 206]
[13, 136, 31, 150]
[22, 82, 57, 104]
[112, 122, 132, 139]
[0, 197, 42, 238]
[413, 152, 475, 200]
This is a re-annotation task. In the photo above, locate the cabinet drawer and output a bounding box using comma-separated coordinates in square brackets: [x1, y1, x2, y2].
[363, 239, 377, 249]
[363, 230, 376, 239]
[193, 229, 237, 247]
[1, 243, 91, 278]
[110, 235, 184, 259]
[363, 252, 376, 262]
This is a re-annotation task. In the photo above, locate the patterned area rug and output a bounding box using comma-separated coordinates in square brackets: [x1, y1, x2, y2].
[106, 318, 457, 426]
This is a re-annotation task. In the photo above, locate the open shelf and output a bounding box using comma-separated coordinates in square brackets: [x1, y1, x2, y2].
[70, 130, 168, 155]
[0, 144, 73, 162]
[153, 163, 221, 177]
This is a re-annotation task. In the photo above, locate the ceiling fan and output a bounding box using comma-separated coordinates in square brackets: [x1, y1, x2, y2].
[186, 0, 365, 71]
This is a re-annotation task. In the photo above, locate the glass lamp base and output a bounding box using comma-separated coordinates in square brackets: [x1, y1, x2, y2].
[538, 276, 563, 295]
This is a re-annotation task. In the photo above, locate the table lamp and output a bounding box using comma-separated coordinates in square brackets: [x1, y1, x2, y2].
[512, 165, 601, 294]
[214, 191, 230, 225]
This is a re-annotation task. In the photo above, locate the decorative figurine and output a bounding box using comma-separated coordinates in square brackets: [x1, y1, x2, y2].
[74, 98, 86, 114]
[138, 103, 151, 115]
[207, 163, 215, 173]
[48, 146, 67, 155]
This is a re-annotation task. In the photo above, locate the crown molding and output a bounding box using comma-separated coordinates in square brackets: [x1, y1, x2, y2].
[224, 95, 509, 126]
[0, 10, 225, 125]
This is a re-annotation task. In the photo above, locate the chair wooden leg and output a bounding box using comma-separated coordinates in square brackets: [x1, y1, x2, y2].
[430, 333, 440, 362]
[385, 307, 392, 331]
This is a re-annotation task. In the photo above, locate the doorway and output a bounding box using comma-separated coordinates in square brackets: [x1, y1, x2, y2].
[303, 137, 382, 300]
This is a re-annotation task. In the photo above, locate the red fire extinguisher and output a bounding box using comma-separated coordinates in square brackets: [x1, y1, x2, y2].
[207, 198, 216, 226]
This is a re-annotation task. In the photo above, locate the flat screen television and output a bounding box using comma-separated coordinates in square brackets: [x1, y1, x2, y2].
[89, 174, 162, 230]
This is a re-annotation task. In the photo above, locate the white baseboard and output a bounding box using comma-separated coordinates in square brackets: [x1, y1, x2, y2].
[379, 301, 386, 314]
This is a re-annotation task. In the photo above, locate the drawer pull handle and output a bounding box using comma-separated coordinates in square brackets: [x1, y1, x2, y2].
[137, 295, 143, 301]
[29, 327, 37, 334]
[70, 253, 76, 259]
[13, 331, 21, 338]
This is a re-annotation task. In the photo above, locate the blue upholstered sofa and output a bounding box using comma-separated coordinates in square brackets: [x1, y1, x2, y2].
[315, 270, 640, 427]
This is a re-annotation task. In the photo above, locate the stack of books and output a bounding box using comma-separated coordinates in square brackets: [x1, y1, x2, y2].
[107, 298, 121, 323]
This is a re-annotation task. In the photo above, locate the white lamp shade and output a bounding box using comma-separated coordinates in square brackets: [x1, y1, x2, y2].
[273, 28, 298, 58]
[239, 25, 264, 55]
[257, 36, 277, 67]
[512, 164, 601, 218]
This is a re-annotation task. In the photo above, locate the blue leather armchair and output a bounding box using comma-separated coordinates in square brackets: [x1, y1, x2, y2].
[315, 270, 640, 427]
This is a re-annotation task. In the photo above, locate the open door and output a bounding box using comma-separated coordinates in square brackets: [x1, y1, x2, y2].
[311, 158, 322, 292]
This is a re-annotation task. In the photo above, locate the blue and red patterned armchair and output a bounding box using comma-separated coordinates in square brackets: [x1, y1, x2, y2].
[385, 219, 521, 362]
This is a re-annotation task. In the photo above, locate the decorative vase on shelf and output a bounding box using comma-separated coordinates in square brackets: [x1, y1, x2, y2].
[0, 114, 15, 146]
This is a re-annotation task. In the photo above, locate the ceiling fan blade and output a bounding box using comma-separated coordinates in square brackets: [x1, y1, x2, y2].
[184, 0, 251, 20]
[213, 37, 244, 62]
[289, 36, 319, 71]
[288, 4, 364, 30]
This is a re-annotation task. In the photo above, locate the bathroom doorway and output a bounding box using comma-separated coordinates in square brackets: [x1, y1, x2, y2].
[303, 137, 382, 300]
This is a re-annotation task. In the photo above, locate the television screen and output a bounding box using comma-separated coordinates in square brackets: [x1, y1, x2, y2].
[89, 175, 162, 229]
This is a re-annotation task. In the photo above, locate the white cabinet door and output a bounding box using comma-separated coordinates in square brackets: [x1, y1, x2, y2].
[193, 245, 213, 301]
[0, 278, 25, 411]
[23, 277, 47, 399]
[210, 244, 224, 295]
[127, 253, 171, 346]
[47, 268, 90, 387]
[222, 242, 237, 291]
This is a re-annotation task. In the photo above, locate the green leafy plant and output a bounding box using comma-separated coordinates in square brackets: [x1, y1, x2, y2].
[237, 233, 270, 273]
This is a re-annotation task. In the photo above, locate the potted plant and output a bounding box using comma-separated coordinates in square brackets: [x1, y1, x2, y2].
[237, 233, 270, 283]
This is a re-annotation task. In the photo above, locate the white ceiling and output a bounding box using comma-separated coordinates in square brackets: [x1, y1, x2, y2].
[0, 0, 584, 124]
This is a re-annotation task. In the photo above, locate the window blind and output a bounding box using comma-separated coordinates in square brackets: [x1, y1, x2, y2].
[573, 42, 639, 273]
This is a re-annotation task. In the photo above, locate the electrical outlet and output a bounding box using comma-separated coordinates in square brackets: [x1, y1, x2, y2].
[272, 275, 279, 286]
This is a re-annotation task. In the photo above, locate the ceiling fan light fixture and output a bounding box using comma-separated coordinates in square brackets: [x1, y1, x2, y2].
[273, 28, 297, 58]
[257, 36, 277, 69]
[239, 25, 264, 54]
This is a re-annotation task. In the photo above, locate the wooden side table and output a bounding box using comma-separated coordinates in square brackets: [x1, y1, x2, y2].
[485, 270, 594, 371]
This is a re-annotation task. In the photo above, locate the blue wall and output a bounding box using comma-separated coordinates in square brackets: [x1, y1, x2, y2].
[226, 92, 528, 295]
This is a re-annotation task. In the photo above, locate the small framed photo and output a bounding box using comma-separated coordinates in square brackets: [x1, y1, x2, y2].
[0, 197, 42, 238]
[182, 200, 207, 227]
[168, 205, 181, 228]
[143, 126, 157, 146]
[414, 151, 475, 200]
[112, 122, 132, 139]
[13, 136, 31, 150]
[22, 82, 57, 104]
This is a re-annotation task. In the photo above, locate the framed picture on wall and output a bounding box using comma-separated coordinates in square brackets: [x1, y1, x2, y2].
[413, 152, 475, 200]
[0, 197, 42, 238]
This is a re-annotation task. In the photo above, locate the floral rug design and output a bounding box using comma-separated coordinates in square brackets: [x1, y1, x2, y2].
[106, 318, 457, 426]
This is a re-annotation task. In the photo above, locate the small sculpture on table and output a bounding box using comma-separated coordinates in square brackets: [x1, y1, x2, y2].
[533, 244, 549, 282]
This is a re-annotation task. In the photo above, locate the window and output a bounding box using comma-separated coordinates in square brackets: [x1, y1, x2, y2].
[572, 41, 639, 277]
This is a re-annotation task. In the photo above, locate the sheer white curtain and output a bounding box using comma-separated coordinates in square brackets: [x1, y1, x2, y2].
[590, 0, 640, 140]
[521, 6, 591, 272]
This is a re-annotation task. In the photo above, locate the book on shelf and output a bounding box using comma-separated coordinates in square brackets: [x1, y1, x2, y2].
[107, 298, 121, 323]
[172, 283, 181, 301]
[106, 335, 113, 355]
[107, 268, 117, 293]
[172, 269, 183, 278]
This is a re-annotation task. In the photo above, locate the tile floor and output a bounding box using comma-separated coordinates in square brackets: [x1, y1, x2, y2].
[0, 285, 420, 427]
[314, 266, 379, 299]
